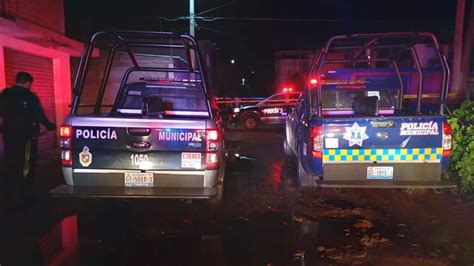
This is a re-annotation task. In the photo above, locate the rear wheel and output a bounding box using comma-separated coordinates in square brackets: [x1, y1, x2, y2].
[242, 114, 260, 129]
[209, 181, 223, 209]
[283, 139, 294, 157]
[297, 158, 313, 188]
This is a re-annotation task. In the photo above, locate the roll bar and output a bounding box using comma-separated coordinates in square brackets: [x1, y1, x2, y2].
[71, 30, 213, 118]
[310, 32, 449, 116]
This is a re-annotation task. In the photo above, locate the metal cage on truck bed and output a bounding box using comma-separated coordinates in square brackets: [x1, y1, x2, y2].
[309, 32, 450, 117]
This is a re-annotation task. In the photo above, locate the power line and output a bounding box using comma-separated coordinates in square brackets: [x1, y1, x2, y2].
[198, 16, 354, 22]
[154, 16, 353, 23]
[196, 1, 235, 16]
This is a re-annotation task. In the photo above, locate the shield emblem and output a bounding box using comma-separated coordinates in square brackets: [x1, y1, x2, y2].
[79, 146, 92, 167]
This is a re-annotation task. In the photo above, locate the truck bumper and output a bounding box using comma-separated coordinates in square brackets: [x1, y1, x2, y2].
[49, 185, 217, 199]
[309, 162, 455, 188]
[314, 180, 455, 188]
[55, 168, 220, 199]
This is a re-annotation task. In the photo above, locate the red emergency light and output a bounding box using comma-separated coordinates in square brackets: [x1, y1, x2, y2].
[310, 78, 318, 86]
[282, 87, 294, 93]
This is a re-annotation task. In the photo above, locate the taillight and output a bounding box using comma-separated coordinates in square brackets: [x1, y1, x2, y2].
[205, 153, 219, 169]
[60, 125, 72, 166]
[205, 129, 220, 169]
[442, 123, 452, 157]
[60, 126, 72, 138]
[207, 130, 219, 141]
[311, 125, 323, 158]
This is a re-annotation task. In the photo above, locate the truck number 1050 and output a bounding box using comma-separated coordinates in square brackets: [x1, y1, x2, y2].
[130, 154, 149, 166]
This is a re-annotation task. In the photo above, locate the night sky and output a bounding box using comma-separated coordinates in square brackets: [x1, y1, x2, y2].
[65, 0, 456, 95]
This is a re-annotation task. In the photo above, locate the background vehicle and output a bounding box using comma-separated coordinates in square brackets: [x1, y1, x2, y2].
[51, 31, 225, 204]
[231, 91, 300, 129]
[285, 32, 454, 189]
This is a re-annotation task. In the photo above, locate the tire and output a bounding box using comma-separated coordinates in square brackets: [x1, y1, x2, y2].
[297, 158, 313, 188]
[209, 181, 224, 209]
[242, 114, 260, 129]
[209, 158, 225, 209]
[283, 139, 294, 157]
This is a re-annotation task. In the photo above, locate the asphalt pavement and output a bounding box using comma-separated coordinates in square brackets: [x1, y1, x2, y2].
[1, 126, 474, 265]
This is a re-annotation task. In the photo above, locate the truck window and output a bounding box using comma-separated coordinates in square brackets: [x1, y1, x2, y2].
[116, 75, 209, 117]
[321, 89, 395, 115]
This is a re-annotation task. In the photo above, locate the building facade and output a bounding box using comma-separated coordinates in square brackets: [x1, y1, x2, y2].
[0, 0, 83, 153]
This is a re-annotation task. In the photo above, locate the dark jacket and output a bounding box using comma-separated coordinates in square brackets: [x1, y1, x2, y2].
[0, 85, 55, 138]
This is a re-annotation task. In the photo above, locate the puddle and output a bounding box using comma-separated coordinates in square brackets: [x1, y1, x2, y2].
[322, 198, 356, 209]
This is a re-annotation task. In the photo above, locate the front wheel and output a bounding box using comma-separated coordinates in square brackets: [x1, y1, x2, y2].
[242, 114, 260, 129]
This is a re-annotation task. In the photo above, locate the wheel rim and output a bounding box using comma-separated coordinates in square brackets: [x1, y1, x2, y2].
[245, 118, 257, 129]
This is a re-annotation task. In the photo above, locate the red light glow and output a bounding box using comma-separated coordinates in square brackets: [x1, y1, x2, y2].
[60, 125, 72, 138]
[206, 130, 219, 141]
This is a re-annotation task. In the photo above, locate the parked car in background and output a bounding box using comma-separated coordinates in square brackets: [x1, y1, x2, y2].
[231, 91, 300, 129]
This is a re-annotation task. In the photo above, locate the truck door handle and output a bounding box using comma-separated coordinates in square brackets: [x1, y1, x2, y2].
[127, 128, 151, 136]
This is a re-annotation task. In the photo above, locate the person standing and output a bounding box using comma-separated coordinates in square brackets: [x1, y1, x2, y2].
[0, 72, 56, 203]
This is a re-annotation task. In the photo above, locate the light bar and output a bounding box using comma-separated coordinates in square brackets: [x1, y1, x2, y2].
[322, 109, 394, 115]
[116, 109, 209, 117]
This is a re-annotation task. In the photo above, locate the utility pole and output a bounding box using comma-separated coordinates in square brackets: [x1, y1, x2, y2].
[461, 1, 474, 99]
[189, 0, 196, 37]
[452, 0, 466, 95]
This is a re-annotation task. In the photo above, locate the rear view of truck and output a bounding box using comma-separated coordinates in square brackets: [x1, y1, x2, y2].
[51, 31, 224, 201]
[286, 32, 454, 188]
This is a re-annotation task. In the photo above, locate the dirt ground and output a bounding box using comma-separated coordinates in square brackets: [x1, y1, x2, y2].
[1, 128, 473, 265]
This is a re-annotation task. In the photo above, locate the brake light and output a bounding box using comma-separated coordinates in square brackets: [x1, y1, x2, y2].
[205, 129, 220, 169]
[310, 78, 318, 86]
[206, 130, 219, 141]
[60, 125, 72, 166]
[442, 123, 452, 157]
[60, 125, 72, 138]
[311, 125, 323, 158]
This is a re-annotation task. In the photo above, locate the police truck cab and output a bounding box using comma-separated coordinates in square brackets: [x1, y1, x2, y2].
[51, 31, 225, 203]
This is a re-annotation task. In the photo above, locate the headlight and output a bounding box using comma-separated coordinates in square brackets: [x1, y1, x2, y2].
[233, 107, 240, 113]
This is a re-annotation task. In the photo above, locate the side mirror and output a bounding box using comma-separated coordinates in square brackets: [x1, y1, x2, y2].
[353, 96, 378, 117]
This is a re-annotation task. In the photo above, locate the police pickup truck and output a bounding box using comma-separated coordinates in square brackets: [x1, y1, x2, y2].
[50, 31, 225, 203]
[285, 32, 454, 188]
[231, 91, 300, 129]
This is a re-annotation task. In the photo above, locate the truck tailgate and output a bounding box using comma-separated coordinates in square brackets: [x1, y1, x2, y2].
[319, 116, 449, 183]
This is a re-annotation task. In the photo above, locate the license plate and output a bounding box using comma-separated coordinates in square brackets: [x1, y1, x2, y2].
[367, 166, 394, 180]
[124, 172, 154, 187]
[181, 152, 202, 169]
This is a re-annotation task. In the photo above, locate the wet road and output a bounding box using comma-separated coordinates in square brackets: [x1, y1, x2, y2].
[2, 127, 474, 265]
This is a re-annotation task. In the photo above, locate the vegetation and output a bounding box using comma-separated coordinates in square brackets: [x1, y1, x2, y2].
[447, 100, 474, 195]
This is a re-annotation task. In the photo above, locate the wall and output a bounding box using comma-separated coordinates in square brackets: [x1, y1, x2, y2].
[0, 0, 65, 34]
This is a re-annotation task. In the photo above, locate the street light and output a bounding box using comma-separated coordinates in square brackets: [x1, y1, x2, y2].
[230, 59, 235, 64]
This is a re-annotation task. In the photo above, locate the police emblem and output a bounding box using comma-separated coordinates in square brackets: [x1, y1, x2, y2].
[79, 146, 92, 167]
[343, 122, 369, 147]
